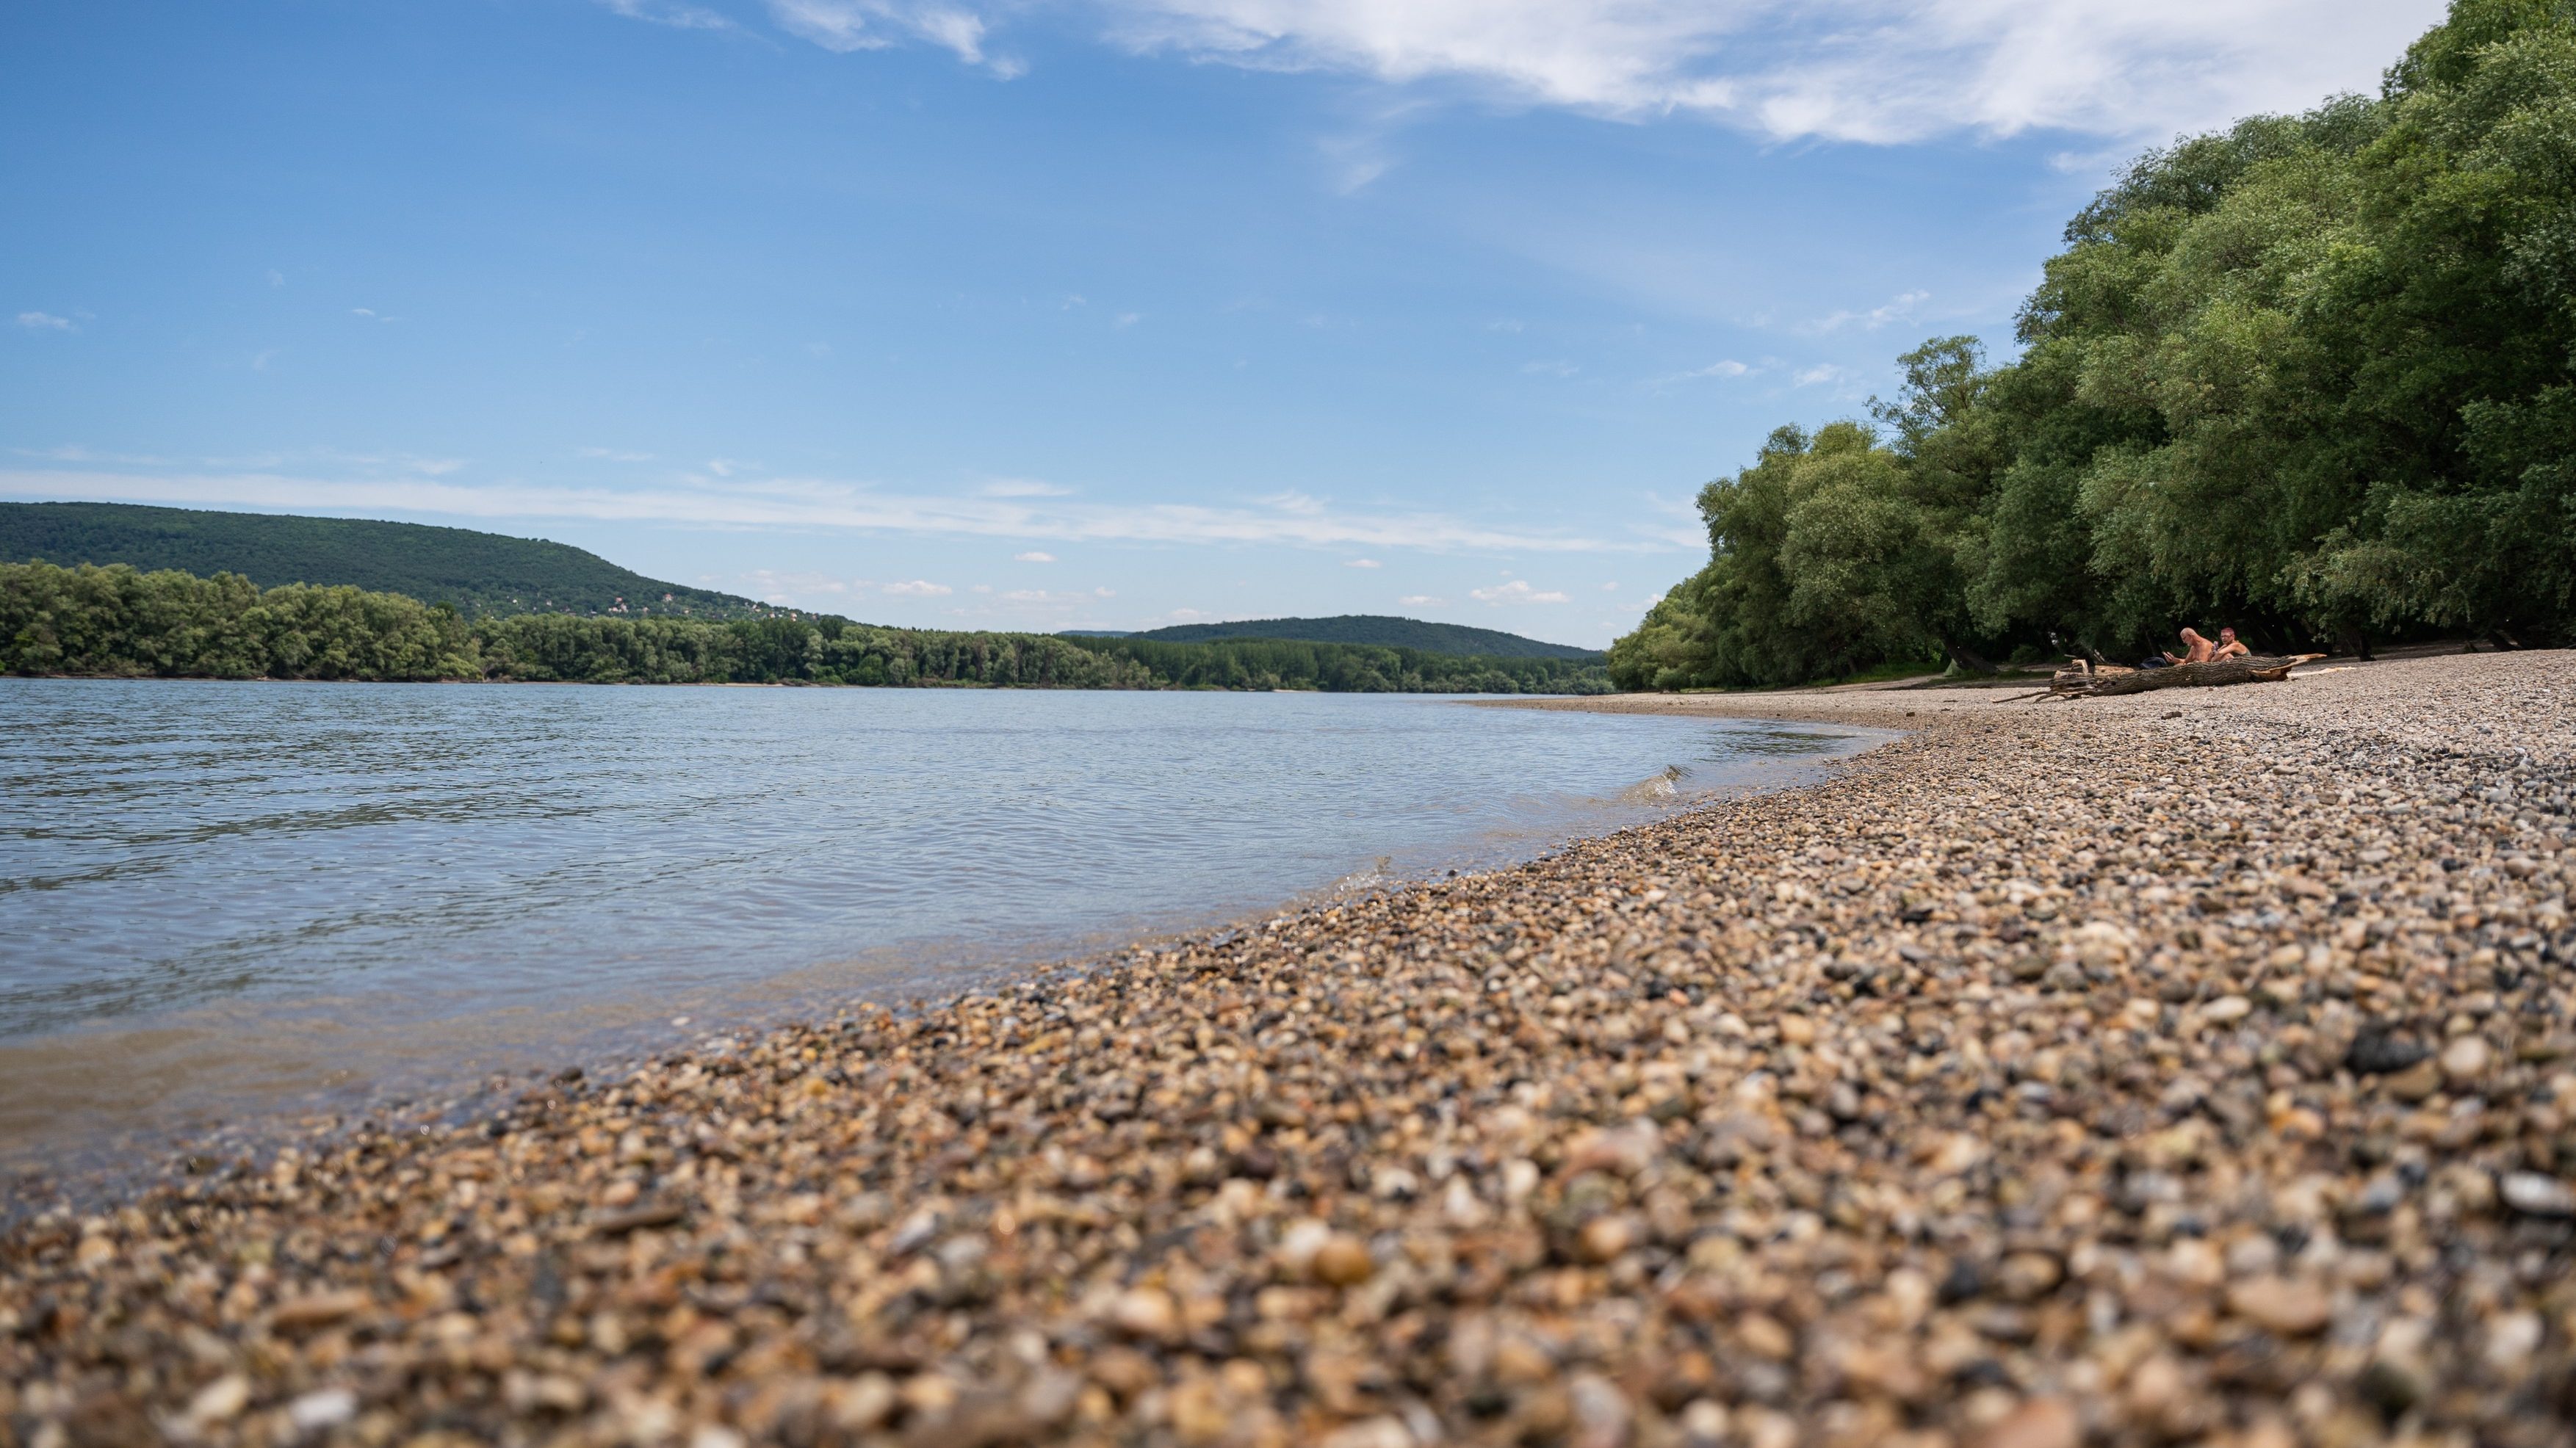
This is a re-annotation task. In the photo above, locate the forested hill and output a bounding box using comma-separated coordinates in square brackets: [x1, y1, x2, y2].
[1128, 614, 1600, 659]
[0, 502, 765, 620]
[0, 560, 1612, 695]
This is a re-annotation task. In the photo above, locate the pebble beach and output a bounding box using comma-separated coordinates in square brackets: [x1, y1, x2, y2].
[4, 651, 2573, 1448]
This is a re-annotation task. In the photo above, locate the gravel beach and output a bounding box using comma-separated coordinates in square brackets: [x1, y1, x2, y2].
[4, 651, 2572, 1448]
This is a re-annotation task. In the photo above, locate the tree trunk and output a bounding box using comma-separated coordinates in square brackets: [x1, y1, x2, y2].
[1941, 639, 1997, 676]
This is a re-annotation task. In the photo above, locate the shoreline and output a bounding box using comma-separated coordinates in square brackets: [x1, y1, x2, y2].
[4, 651, 2572, 1447]
[0, 701, 1877, 1201]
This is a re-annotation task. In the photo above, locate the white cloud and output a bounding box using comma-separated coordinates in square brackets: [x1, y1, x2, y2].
[1601, 581, 1619, 590]
[1397, 594, 1448, 607]
[1099, 0, 2439, 145]
[1521, 358, 1578, 377]
[1793, 362, 1847, 386]
[758, 1, 1022, 70]
[728, 568, 859, 601]
[883, 579, 953, 596]
[1471, 579, 1572, 605]
[1113, 311, 1141, 327]
[0, 466, 1678, 554]
[16, 312, 73, 333]
[599, 0, 736, 29]
[764, 0, 884, 49]
[1344, 557, 1381, 568]
[1014, 550, 1056, 562]
[707, 457, 743, 477]
[12, 445, 168, 466]
[1808, 289, 1929, 333]
[980, 478, 1076, 498]
[1689, 359, 1749, 379]
[265, 270, 286, 289]
[579, 446, 655, 462]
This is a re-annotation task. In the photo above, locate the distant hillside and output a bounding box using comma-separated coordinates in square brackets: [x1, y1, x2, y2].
[1126, 614, 1599, 659]
[0, 502, 767, 619]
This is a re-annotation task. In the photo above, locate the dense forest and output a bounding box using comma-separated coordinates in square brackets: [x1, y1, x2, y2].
[1612, 0, 2576, 690]
[0, 502, 768, 620]
[1122, 614, 1601, 659]
[0, 561, 1611, 693]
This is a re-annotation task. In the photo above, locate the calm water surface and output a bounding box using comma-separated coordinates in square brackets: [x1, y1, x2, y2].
[0, 679, 1885, 1169]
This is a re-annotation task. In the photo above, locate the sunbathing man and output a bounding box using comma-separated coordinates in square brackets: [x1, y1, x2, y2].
[2211, 627, 2250, 659]
[2163, 628, 2216, 665]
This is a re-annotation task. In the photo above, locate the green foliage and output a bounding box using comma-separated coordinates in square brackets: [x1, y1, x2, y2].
[1066, 635, 1611, 693]
[1616, 0, 2576, 687]
[0, 562, 1606, 694]
[1125, 614, 1601, 660]
[0, 502, 768, 620]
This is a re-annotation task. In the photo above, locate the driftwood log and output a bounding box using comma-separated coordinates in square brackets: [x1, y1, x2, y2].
[2049, 654, 2324, 699]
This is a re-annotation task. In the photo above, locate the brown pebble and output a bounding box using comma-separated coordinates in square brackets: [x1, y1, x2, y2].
[1111, 1286, 1178, 1340]
[1313, 1234, 1374, 1286]
[2226, 1277, 2333, 1336]
[269, 1289, 370, 1332]
[1977, 1397, 2079, 1448]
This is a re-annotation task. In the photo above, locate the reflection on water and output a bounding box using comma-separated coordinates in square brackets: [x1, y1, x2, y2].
[0, 680, 1887, 1169]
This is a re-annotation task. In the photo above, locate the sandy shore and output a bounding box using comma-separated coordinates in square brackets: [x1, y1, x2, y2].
[4, 651, 2571, 1448]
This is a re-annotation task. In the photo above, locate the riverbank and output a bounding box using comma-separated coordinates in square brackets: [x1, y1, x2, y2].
[4, 651, 2571, 1448]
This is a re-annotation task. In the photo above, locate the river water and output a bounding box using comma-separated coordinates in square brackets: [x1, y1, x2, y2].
[0, 679, 1885, 1176]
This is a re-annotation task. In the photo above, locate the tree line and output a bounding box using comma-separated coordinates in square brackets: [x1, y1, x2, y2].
[0, 561, 1610, 694]
[1612, 0, 2575, 690]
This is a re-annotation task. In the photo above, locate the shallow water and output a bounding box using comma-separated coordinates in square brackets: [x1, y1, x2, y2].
[0, 679, 1885, 1171]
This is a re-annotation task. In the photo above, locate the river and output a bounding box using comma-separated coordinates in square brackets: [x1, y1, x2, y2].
[0, 678, 1886, 1179]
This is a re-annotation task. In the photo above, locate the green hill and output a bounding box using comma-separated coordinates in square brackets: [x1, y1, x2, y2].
[0, 502, 765, 619]
[1125, 614, 1599, 659]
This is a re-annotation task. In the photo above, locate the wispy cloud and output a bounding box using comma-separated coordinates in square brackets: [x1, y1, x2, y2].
[1793, 362, 1847, 386]
[579, 446, 655, 463]
[1470, 579, 1571, 605]
[1397, 594, 1447, 607]
[598, 0, 737, 29]
[1806, 289, 1928, 334]
[174, 446, 463, 478]
[1343, 557, 1380, 568]
[1097, 0, 2435, 145]
[0, 466, 1675, 554]
[1684, 359, 1749, 379]
[1520, 358, 1579, 377]
[265, 270, 286, 289]
[761, 0, 1022, 73]
[882, 579, 953, 596]
[1014, 550, 1056, 562]
[12, 445, 169, 466]
[980, 478, 1075, 498]
[15, 312, 73, 333]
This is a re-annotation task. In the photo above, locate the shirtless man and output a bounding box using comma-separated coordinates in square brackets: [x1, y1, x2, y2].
[2163, 628, 2216, 665]
[2211, 627, 2250, 659]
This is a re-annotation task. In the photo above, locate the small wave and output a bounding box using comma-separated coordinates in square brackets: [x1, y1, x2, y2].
[1614, 764, 1686, 803]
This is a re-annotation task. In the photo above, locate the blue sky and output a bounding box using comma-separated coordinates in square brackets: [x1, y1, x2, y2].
[3, 0, 2443, 646]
